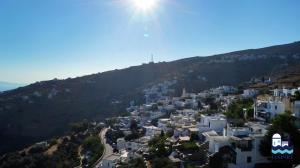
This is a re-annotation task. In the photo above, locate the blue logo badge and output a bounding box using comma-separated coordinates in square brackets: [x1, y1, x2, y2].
[272, 133, 293, 159]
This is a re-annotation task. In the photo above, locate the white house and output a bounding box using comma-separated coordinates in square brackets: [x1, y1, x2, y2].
[170, 112, 196, 127]
[117, 138, 126, 151]
[180, 109, 197, 117]
[201, 130, 219, 142]
[197, 114, 227, 133]
[150, 111, 165, 120]
[173, 100, 185, 108]
[164, 105, 175, 112]
[225, 124, 250, 137]
[206, 122, 269, 168]
[179, 136, 190, 142]
[246, 122, 268, 135]
[35, 141, 48, 149]
[198, 91, 209, 98]
[212, 86, 238, 95]
[188, 127, 199, 136]
[254, 100, 285, 121]
[143, 126, 162, 138]
[125, 141, 141, 151]
[118, 136, 150, 153]
[293, 101, 300, 118]
[184, 99, 199, 109]
[242, 89, 258, 98]
[157, 118, 172, 132]
[273, 87, 300, 97]
[273, 89, 281, 97]
[207, 136, 230, 153]
[227, 135, 268, 168]
[173, 128, 190, 137]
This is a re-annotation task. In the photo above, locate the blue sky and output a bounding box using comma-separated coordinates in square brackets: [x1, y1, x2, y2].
[1, 0, 300, 83]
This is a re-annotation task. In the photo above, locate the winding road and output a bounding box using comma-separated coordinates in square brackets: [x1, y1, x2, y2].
[94, 128, 113, 168]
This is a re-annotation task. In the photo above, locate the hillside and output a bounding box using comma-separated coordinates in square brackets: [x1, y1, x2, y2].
[1, 41, 300, 154]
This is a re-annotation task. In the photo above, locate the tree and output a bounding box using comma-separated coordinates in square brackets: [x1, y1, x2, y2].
[209, 146, 236, 168]
[160, 130, 165, 137]
[151, 157, 174, 168]
[69, 120, 89, 133]
[128, 157, 147, 168]
[190, 133, 199, 141]
[106, 129, 124, 144]
[82, 136, 104, 165]
[124, 132, 140, 141]
[179, 142, 200, 151]
[28, 145, 45, 154]
[202, 97, 219, 110]
[225, 99, 254, 120]
[105, 118, 118, 128]
[292, 91, 300, 101]
[149, 136, 171, 157]
[49, 139, 58, 146]
[130, 119, 138, 131]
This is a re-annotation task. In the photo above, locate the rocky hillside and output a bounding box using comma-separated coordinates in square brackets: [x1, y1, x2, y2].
[1, 41, 300, 154]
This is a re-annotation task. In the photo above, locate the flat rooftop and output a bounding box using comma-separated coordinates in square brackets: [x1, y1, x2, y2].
[104, 154, 121, 161]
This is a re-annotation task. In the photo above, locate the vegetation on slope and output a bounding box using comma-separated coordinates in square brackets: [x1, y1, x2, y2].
[0, 121, 104, 168]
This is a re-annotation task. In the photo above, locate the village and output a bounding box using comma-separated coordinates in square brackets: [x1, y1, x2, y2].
[98, 79, 300, 168]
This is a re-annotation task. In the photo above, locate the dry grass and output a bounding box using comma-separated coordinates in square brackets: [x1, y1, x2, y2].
[44, 138, 63, 156]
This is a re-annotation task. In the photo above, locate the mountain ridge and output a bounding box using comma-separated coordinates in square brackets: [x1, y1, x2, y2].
[1, 41, 300, 154]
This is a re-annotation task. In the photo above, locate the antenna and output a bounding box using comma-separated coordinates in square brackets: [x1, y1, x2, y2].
[150, 54, 154, 63]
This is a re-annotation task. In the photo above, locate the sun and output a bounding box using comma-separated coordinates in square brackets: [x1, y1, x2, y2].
[132, 0, 158, 11]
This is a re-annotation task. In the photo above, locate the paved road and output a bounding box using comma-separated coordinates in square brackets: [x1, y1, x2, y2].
[94, 128, 113, 168]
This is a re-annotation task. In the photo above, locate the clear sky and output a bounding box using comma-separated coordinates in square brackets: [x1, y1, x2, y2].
[1, 0, 300, 84]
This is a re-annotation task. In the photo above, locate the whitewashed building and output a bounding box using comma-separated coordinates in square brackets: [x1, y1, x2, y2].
[227, 135, 268, 168]
[117, 138, 126, 151]
[173, 128, 190, 137]
[143, 126, 162, 138]
[293, 100, 300, 118]
[197, 114, 227, 133]
[157, 118, 172, 132]
[242, 89, 258, 98]
[254, 100, 285, 121]
[225, 124, 250, 137]
[273, 87, 300, 97]
[206, 122, 269, 168]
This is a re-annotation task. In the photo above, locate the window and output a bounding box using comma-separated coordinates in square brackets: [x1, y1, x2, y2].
[247, 156, 252, 163]
[275, 105, 277, 110]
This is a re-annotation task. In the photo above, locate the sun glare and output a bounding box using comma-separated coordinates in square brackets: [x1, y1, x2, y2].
[132, 0, 158, 11]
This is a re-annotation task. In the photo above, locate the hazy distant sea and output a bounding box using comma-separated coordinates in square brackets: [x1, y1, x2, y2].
[0, 81, 25, 91]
